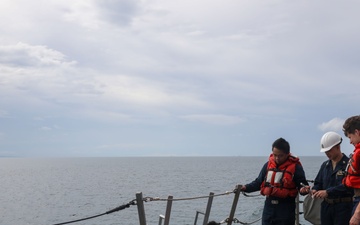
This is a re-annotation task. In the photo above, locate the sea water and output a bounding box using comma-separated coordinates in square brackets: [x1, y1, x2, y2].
[0, 156, 326, 225]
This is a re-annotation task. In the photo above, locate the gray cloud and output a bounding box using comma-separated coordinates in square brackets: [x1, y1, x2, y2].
[96, 0, 140, 26]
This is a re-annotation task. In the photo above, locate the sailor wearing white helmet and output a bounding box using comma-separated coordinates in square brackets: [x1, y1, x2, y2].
[311, 131, 353, 225]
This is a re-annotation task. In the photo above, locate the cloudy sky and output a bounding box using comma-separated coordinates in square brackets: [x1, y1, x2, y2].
[0, 0, 359, 157]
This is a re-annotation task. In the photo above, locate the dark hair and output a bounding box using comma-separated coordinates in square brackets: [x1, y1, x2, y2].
[272, 137, 290, 154]
[207, 221, 219, 225]
[343, 115, 360, 136]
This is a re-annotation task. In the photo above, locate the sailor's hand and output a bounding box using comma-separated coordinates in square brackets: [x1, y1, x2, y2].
[312, 190, 328, 198]
[349, 214, 360, 225]
[233, 185, 245, 192]
[233, 185, 245, 193]
[299, 185, 310, 195]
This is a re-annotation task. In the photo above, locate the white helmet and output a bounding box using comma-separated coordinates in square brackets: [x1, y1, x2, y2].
[320, 131, 342, 152]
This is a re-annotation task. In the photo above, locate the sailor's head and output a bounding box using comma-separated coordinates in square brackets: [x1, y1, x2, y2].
[272, 137, 290, 165]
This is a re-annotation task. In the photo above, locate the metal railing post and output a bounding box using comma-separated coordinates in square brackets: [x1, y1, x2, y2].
[136, 192, 147, 225]
[163, 195, 173, 225]
[227, 185, 241, 225]
[194, 211, 204, 225]
[158, 214, 165, 225]
[202, 192, 214, 225]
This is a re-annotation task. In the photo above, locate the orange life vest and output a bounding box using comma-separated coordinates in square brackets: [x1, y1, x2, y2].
[260, 154, 299, 198]
[343, 143, 360, 188]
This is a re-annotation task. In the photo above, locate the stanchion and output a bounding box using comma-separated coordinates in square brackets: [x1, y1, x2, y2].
[163, 195, 173, 225]
[227, 185, 241, 225]
[202, 192, 214, 225]
[136, 192, 147, 225]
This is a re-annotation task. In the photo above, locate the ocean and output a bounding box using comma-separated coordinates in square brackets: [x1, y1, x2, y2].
[0, 156, 326, 225]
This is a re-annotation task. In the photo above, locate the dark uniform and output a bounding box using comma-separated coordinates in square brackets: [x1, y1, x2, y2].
[244, 161, 308, 225]
[312, 153, 353, 225]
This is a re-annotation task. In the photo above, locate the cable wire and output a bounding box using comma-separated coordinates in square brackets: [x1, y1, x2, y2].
[52, 200, 136, 225]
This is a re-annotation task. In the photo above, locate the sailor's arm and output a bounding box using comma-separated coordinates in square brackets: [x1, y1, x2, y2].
[350, 188, 360, 225]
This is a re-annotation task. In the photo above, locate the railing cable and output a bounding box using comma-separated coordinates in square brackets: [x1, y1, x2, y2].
[143, 190, 234, 202]
[52, 199, 136, 225]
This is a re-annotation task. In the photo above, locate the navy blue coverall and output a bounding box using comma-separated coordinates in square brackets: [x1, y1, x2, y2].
[243, 161, 308, 225]
[312, 153, 353, 225]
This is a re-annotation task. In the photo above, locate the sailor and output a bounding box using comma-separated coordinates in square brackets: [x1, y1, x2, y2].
[342, 115, 360, 225]
[240, 137, 309, 225]
[311, 131, 353, 225]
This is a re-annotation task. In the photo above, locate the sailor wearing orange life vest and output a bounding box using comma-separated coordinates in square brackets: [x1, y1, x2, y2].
[240, 137, 309, 225]
[342, 115, 360, 225]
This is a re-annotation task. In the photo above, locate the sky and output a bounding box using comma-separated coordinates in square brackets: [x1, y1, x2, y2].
[0, 0, 359, 157]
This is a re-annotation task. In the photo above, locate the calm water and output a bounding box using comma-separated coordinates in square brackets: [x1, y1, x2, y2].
[0, 156, 326, 225]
